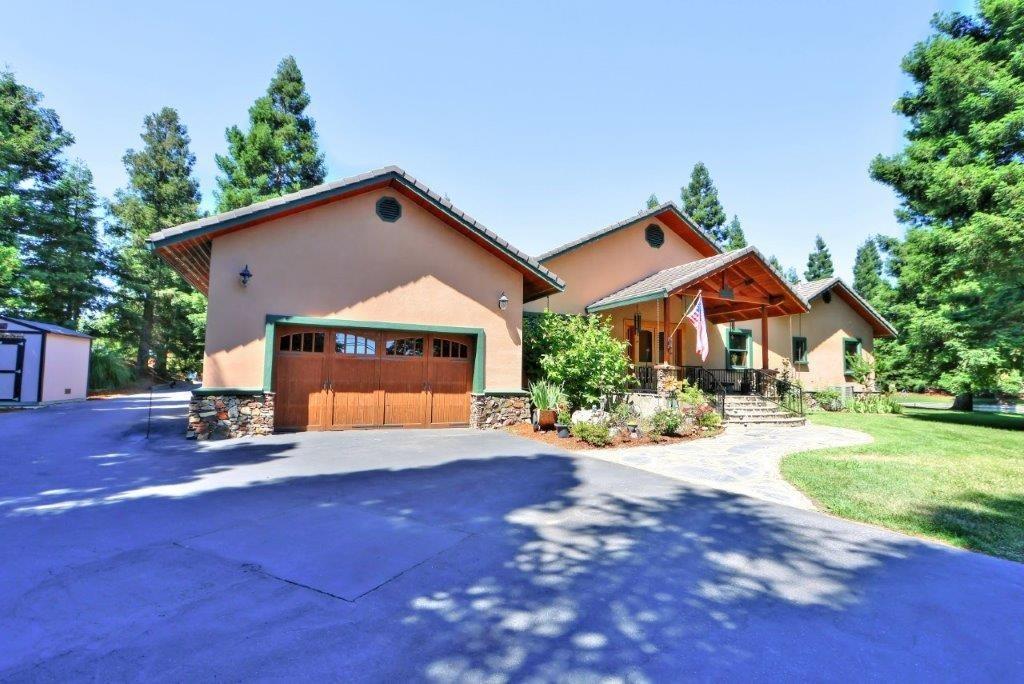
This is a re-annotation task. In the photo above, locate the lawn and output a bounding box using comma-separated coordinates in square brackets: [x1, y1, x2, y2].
[781, 408, 1024, 562]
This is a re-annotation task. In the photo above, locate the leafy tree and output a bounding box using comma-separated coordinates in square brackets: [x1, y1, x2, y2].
[681, 162, 727, 243]
[870, 1, 1024, 406]
[646, 193, 660, 209]
[724, 214, 747, 250]
[106, 108, 205, 378]
[804, 235, 835, 281]
[768, 254, 800, 284]
[0, 70, 74, 311]
[215, 56, 326, 211]
[20, 163, 103, 326]
[852, 237, 886, 304]
[524, 311, 632, 408]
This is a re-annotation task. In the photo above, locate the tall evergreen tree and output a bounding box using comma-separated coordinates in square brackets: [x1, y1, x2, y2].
[215, 56, 326, 211]
[852, 237, 886, 303]
[0, 70, 74, 311]
[768, 254, 800, 284]
[681, 162, 727, 243]
[724, 214, 747, 250]
[645, 193, 660, 209]
[106, 108, 205, 377]
[20, 163, 103, 326]
[870, 1, 1024, 404]
[804, 235, 835, 281]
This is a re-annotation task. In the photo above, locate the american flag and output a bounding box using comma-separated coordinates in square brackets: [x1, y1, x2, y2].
[686, 292, 709, 362]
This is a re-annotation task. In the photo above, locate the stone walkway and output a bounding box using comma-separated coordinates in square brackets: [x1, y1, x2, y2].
[582, 423, 873, 510]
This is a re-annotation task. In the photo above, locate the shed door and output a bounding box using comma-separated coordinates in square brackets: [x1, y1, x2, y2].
[0, 338, 25, 402]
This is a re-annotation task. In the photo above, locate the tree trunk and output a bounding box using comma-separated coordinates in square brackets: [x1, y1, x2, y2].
[136, 294, 154, 378]
[951, 392, 973, 411]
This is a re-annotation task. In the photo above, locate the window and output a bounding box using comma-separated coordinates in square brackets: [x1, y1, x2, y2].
[432, 338, 469, 359]
[335, 332, 376, 356]
[645, 224, 665, 248]
[726, 329, 752, 369]
[279, 331, 325, 353]
[843, 338, 862, 375]
[385, 337, 423, 356]
[792, 336, 808, 364]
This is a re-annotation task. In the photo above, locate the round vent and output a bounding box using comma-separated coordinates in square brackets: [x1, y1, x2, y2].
[822, 290, 832, 304]
[645, 224, 665, 248]
[376, 196, 402, 222]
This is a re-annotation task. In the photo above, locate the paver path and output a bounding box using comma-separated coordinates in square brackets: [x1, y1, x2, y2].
[583, 423, 872, 510]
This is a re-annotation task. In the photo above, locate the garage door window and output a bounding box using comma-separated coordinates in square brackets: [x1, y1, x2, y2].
[385, 337, 423, 356]
[280, 331, 325, 353]
[433, 338, 468, 359]
[335, 332, 376, 356]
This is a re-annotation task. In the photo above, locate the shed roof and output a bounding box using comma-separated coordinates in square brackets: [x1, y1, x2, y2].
[147, 166, 565, 302]
[0, 315, 91, 338]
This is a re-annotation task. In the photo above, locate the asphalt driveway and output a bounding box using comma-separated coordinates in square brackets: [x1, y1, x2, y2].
[2, 391, 1022, 681]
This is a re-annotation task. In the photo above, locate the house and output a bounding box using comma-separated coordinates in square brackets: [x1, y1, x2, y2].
[524, 203, 896, 392]
[0, 316, 92, 405]
[148, 167, 564, 439]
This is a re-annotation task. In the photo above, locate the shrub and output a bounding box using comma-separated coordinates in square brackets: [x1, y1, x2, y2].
[645, 408, 682, 439]
[528, 380, 566, 411]
[814, 387, 846, 411]
[697, 408, 723, 428]
[846, 353, 875, 388]
[523, 311, 633, 409]
[88, 340, 134, 391]
[608, 398, 639, 427]
[849, 394, 903, 414]
[570, 420, 612, 446]
[669, 379, 707, 407]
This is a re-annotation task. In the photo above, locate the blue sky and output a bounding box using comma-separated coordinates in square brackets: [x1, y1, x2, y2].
[7, 0, 968, 280]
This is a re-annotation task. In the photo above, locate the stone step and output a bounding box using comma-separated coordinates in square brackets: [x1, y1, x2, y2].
[725, 415, 806, 426]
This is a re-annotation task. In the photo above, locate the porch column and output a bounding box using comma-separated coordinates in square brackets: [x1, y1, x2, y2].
[663, 296, 671, 365]
[761, 305, 769, 370]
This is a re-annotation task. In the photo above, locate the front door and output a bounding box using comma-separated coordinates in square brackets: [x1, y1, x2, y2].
[0, 338, 26, 402]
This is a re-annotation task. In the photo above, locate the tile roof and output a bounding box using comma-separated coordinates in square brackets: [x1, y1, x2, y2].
[792, 277, 898, 336]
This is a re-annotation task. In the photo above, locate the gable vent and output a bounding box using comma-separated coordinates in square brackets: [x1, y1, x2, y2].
[645, 224, 665, 248]
[822, 290, 832, 304]
[376, 196, 402, 222]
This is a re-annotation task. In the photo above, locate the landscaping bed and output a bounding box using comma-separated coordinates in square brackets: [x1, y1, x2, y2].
[506, 421, 723, 451]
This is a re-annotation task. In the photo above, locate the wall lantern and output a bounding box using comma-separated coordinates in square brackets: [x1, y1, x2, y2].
[239, 264, 253, 287]
[498, 292, 509, 311]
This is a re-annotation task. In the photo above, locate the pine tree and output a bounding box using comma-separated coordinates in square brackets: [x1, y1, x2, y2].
[768, 255, 800, 284]
[724, 215, 747, 250]
[0, 70, 74, 311]
[804, 235, 835, 281]
[215, 56, 326, 211]
[106, 108, 205, 377]
[20, 163, 103, 326]
[646, 193, 660, 209]
[681, 162, 727, 243]
[852, 238, 885, 303]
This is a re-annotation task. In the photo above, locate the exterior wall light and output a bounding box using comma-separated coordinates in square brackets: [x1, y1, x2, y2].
[239, 264, 253, 287]
[498, 292, 509, 311]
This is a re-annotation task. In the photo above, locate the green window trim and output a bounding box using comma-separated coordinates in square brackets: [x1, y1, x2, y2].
[262, 315, 486, 393]
[725, 328, 753, 370]
[792, 336, 808, 364]
[842, 337, 862, 375]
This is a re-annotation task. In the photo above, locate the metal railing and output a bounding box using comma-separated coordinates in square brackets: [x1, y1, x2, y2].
[752, 369, 805, 416]
[682, 366, 727, 419]
[679, 366, 805, 417]
[633, 364, 658, 394]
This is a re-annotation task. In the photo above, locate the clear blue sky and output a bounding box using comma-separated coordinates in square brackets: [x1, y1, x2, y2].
[7, 0, 969, 280]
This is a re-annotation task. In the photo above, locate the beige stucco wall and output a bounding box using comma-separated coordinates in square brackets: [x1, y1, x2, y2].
[526, 218, 706, 314]
[202, 188, 525, 391]
[41, 334, 90, 402]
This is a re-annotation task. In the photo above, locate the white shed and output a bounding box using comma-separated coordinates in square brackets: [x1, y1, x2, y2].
[0, 316, 92, 405]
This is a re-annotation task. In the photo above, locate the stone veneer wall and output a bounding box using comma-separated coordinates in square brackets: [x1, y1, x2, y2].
[470, 393, 530, 429]
[188, 392, 275, 440]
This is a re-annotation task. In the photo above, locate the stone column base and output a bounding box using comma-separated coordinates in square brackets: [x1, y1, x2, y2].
[188, 391, 275, 440]
[655, 364, 682, 396]
[470, 392, 530, 429]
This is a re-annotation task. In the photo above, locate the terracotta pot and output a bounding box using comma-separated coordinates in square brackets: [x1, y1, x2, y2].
[537, 409, 557, 430]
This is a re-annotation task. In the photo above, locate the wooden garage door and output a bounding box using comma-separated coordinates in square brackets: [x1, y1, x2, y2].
[274, 326, 473, 430]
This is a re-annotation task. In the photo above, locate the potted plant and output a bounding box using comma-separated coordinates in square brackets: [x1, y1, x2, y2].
[529, 380, 566, 431]
[555, 409, 571, 438]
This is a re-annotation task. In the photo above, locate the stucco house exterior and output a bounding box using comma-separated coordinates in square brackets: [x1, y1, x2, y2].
[525, 203, 896, 393]
[148, 167, 563, 438]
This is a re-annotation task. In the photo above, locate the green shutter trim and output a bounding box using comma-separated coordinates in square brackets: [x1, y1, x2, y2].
[262, 315, 487, 393]
[725, 328, 753, 370]
[842, 336, 862, 375]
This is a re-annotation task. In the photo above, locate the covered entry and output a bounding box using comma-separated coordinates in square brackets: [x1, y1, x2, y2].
[273, 324, 476, 430]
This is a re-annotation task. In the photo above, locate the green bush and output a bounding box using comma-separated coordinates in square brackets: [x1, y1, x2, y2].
[645, 408, 682, 438]
[523, 311, 633, 409]
[698, 409, 723, 428]
[669, 379, 707, 407]
[608, 398, 639, 427]
[814, 387, 846, 411]
[849, 394, 903, 414]
[570, 421, 612, 446]
[88, 340, 134, 391]
[528, 380, 566, 411]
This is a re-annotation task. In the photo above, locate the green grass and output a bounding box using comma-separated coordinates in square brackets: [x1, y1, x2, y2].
[896, 391, 953, 407]
[782, 408, 1024, 562]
